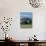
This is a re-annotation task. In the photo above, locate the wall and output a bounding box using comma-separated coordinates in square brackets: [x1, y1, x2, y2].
[0, 0, 46, 40]
[44, 15, 46, 40]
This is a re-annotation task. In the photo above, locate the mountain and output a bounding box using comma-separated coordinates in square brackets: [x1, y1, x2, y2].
[20, 17, 32, 24]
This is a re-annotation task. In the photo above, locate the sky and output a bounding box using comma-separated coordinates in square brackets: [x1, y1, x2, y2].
[20, 12, 32, 19]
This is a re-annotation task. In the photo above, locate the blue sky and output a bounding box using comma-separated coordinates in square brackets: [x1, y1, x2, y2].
[20, 12, 32, 19]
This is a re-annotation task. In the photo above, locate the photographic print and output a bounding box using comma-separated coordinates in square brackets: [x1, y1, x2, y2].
[20, 12, 32, 28]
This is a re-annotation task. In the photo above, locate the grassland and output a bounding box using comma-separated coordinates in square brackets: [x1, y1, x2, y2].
[21, 24, 32, 28]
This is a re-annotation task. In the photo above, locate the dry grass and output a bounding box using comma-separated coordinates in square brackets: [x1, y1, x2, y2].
[21, 24, 32, 28]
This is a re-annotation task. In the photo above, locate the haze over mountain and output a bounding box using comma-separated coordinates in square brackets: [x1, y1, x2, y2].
[20, 12, 32, 19]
